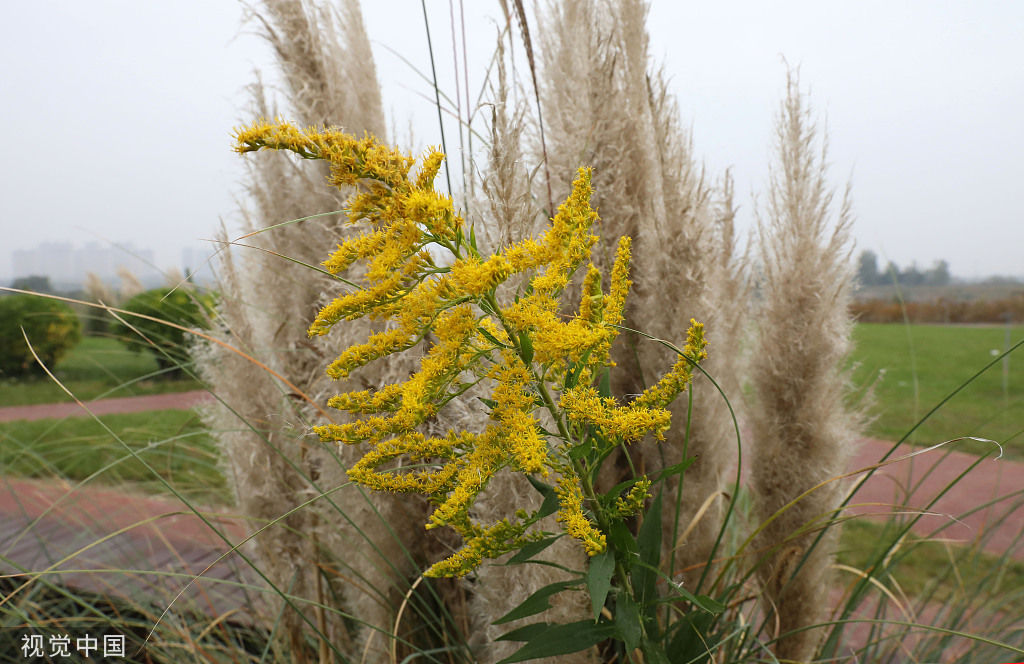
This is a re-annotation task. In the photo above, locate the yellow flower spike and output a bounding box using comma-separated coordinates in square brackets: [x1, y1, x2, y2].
[604, 236, 632, 328]
[555, 477, 607, 556]
[327, 383, 404, 413]
[449, 254, 510, 296]
[404, 189, 462, 239]
[633, 319, 707, 410]
[531, 181, 599, 296]
[615, 478, 652, 517]
[237, 123, 707, 578]
[322, 229, 388, 275]
[415, 149, 446, 190]
[425, 518, 531, 578]
[559, 385, 672, 444]
[579, 264, 604, 324]
[324, 327, 414, 379]
[347, 430, 470, 495]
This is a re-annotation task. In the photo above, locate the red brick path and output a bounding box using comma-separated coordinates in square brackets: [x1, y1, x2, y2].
[0, 389, 214, 422]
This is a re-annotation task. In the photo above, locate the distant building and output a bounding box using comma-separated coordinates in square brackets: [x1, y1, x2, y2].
[11, 242, 159, 288]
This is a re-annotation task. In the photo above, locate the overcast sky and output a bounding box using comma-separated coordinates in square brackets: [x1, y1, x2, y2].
[1, 1, 1022, 282]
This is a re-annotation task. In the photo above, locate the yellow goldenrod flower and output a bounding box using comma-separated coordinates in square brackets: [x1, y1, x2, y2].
[234, 121, 707, 576]
[559, 385, 672, 443]
[615, 478, 652, 518]
[555, 477, 606, 556]
[633, 319, 707, 409]
[579, 264, 604, 324]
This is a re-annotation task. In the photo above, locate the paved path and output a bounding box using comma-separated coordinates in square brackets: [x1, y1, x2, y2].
[846, 438, 1024, 557]
[0, 477, 257, 623]
[0, 389, 214, 422]
[1, 390, 260, 623]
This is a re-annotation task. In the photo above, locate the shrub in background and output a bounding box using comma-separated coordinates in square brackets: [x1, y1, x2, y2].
[0, 294, 82, 378]
[111, 287, 214, 376]
[852, 295, 1024, 324]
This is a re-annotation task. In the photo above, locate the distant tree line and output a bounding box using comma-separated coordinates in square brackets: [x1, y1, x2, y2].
[8, 275, 55, 294]
[856, 250, 951, 287]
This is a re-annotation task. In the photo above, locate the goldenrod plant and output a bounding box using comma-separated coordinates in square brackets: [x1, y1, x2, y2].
[233, 119, 721, 661]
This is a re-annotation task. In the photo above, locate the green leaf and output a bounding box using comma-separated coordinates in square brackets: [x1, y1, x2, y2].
[526, 475, 556, 501]
[519, 330, 534, 365]
[691, 594, 726, 614]
[568, 438, 595, 463]
[479, 327, 509, 349]
[505, 535, 562, 566]
[615, 591, 642, 653]
[632, 490, 663, 610]
[564, 349, 594, 390]
[666, 612, 717, 664]
[493, 580, 579, 625]
[564, 360, 578, 390]
[496, 620, 617, 663]
[478, 397, 498, 410]
[647, 585, 724, 615]
[536, 487, 560, 520]
[496, 622, 551, 643]
[641, 638, 672, 664]
[605, 476, 642, 503]
[469, 223, 478, 251]
[608, 520, 637, 557]
[652, 456, 697, 482]
[585, 549, 615, 621]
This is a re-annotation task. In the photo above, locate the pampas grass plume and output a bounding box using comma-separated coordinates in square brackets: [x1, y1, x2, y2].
[749, 67, 861, 663]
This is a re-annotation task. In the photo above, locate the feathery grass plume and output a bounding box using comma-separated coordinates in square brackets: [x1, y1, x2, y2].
[534, 0, 743, 589]
[197, 1, 443, 659]
[749, 68, 860, 662]
[478, 28, 537, 256]
[117, 266, 144, 301]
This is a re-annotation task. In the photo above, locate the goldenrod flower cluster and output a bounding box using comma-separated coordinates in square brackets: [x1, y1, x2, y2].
[234, 120, 706, 577]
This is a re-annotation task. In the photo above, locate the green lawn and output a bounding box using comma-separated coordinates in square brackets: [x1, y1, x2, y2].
[0, 335, 203, 407]
[0, 409, 227, 504]
[838, 518, 1024, 614]
[850, 323, 1024, 458]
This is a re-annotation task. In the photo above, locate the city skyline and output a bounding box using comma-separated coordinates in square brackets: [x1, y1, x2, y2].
[6, 242, 218, 288]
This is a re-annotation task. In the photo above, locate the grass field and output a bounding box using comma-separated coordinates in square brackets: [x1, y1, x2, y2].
[837, 518, 1024, 614]
[850, 323, 1024, 458]
[0, 409, 226, 504]
[0, 335, 203, 407]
